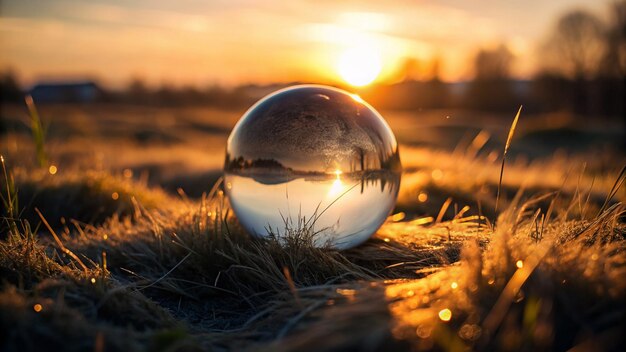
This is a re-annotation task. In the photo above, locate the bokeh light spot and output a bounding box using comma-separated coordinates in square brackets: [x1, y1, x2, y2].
[438, 308, 452, 322]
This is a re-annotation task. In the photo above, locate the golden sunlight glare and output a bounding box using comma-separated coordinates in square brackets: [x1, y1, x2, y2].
[338, 46, 382, 87]
[328, 170, 345, 197]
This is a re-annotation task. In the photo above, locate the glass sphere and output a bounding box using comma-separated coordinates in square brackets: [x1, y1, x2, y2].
[224, 85, 401, 250]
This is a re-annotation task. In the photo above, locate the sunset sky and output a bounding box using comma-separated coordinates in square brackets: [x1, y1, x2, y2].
[0, 0, 612, 88]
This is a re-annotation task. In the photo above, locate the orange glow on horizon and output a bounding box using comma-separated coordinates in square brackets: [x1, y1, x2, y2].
[0, 1, 610, 87]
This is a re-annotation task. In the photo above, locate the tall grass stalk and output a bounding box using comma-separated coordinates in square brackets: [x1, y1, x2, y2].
[25, 95, 48, 168]
[1, 156, 19, 237]
[495, 105, 522, 215]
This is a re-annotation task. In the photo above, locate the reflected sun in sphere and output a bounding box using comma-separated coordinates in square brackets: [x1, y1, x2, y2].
[328, 169, 345, 197]
[337, 46, 382, 87]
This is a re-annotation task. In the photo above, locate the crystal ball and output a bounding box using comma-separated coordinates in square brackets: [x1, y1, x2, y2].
[224, 85, 401, 250]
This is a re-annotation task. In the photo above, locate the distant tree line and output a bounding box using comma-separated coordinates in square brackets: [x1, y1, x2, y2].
[0, 74, 256, 109]
[364, 2, 625, 118]
[225, 155, 291, 171]
[120, 79, 253, 108]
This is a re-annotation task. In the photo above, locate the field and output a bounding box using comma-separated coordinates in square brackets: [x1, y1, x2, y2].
[1, 103, 625, 351]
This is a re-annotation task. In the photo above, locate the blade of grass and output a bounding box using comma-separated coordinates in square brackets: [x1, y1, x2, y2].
[597, 165, 626, 216]
[482, 235, 553, 339]
[25, 95, 48, 168]
[1, 155, 20, 237]
[436, 197, 453, 224]
[35, 207, 89, 272]
[495, 105, 522, 215]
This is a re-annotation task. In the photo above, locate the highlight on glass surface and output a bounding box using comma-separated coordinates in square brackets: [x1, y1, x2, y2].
[224, 85, 402, 250]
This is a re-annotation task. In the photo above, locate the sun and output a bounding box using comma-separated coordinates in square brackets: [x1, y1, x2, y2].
[337, 46, 382, 87]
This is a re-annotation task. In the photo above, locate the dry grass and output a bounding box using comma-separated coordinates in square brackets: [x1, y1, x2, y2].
[1, 149, 624, 351]
[5, 167, 170, 230]
[1, 104, 625, 351]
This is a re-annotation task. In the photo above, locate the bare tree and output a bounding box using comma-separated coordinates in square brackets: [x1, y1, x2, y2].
[0, 69, 22, 102]
[542, 10, 607, 80]
[474, 44, 514, 80]
[602, 0, 626, 77]
[464, 44, 517, 111]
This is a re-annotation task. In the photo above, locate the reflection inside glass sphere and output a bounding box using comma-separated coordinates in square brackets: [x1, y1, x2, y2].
[224, 85, 401, 250]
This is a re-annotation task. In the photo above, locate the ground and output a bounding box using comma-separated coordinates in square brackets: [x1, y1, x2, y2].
[1, 103, 625, 351]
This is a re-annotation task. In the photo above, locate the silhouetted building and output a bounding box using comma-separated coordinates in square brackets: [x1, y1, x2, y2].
[29, 81, 101, 103]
